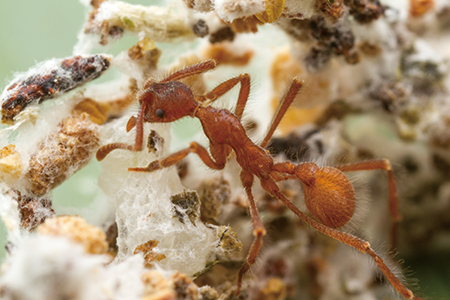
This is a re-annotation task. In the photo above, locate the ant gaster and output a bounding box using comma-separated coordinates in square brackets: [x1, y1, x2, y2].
[97, 60, 422, 300]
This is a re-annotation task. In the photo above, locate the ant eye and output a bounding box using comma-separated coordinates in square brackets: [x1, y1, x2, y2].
[156, 109, 165, 119]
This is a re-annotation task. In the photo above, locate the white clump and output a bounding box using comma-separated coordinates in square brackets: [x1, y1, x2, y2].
[1, 235, 108, 300]
[0, 184, 22, 246]
[284, 0, 316, 19]
[0, 234, 149, 300]
[212, 0, 316, 22]
[213, 0, 265, 22]
[409, 38, 448, 70]
[93, 0, 193, 42]
[380, 0, 409, 21]
[98, 113, 219, 276]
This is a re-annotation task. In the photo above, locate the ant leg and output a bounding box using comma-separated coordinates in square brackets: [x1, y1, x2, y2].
[236, 171, 266, 295]
[200, 74, 251, 120]
[260, 79, 303, 148]
[129, 142, 226, 172]
[160, 59, 217, 83]
[96, 102, 147, 161]
[334, 159, 400, 250]
[260, 176, 420, 300]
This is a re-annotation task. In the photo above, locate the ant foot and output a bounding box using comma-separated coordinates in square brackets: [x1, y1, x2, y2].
[128, 160, 161, 173]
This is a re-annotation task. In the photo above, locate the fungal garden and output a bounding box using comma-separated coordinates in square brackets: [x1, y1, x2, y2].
[1, 0, 450, 299]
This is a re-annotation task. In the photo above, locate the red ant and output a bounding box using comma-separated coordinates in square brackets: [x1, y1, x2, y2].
[97, 60, 422, 300]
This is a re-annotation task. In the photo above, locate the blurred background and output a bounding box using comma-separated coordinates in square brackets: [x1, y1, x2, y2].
[0, 1, 449, 299]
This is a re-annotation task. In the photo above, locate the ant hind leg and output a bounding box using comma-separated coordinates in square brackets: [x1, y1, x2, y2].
[236, 171, 266, 295]
[199, 73, 251, 120]
[334, 159, 401, 251]
[260, 176, 419, 300]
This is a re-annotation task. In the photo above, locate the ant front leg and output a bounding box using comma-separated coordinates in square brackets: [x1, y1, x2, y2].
[236, 171, 266, 295]
[199, 74, 250, 120]
[96, 102, 148, 161]
[129, 142, 227, 172]
[334, 159, 401, 250]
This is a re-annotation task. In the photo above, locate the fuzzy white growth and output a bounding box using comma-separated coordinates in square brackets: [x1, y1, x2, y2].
[82, 74, 132, 103]
[0, 235, 108, 300]
[98, 113, 219, 276]
[0, 234, 150, 300]
[93, 0, 194, 42]
[407, 39, 449, 77]
[0, 98, 74, 184]
[212, 0, 316, 22]
[380, 0, 409, 20]
[0, 184, 22, 246]
[213, 0, 265, 22]
[284, 0, 316, 19]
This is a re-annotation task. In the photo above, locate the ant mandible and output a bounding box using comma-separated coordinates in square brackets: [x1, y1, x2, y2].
[97, 60, 422, 300]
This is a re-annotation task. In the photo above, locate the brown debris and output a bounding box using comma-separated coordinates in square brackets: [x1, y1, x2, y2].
[344, 0, 385, 23]
[1, 55, 110, 124]
[202, 43, 254, 66]
[209, 27, 235, 44]
[198, 177, 231, 223]
[410, 0, 435, 17]
[176, 161, 189, 180]
[37, 215, 108, 255]
[141, 271, 202, 300]
[134, 240, 166, 267]
[105, 222, 118, 255]
[181, 0, 213, 12]
[306, 16, 358, 70]
[171, 272, 199, 300]
[192, 19, 209, 37]
[217, 226, 242, 254]
[13, 190, 55, 231]
[368, 80, 409, 113]
[128, 37, 162, 77]
[170, 191, 200, 226]
[316, 0, 345, 21]
[142, 270, 176, 300]
[315, 100, 360, 126]
[147, 130, 164, 153]
[25, 113, 100, 196]
[253, 277, 287, 300]
[230, 16, 263, 33]
[358, 41, 382, 57]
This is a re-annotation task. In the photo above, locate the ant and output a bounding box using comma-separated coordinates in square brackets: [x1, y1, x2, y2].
[97, 60, 422, 300]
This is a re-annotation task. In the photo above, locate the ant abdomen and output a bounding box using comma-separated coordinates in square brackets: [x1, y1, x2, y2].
[301, 166, 356, 228]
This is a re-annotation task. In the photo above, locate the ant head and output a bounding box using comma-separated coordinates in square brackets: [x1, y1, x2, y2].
[138, 81, 198, 123]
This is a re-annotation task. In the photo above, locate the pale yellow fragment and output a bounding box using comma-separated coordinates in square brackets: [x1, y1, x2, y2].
[0, 144, 22, 181]
[255, 0, 285, 23]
